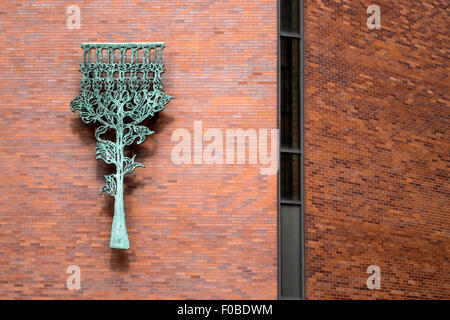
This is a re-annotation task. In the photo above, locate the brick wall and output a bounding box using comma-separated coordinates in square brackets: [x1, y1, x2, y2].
[304, 0, 449, 299]
[1, 0, 448, 300]
[0, 0, 278, 299]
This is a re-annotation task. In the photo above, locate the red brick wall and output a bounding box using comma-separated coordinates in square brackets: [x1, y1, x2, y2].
[0, 1, 278, 299]
[1, 0, 448, 300]
[304, 0, 449, 299]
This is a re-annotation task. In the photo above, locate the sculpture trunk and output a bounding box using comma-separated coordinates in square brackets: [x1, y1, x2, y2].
[110, 126, 130, 250]
[110, 179, 129, 249]
[110, 167, 129, 249]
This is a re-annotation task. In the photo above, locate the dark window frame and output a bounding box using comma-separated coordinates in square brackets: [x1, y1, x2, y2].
[278, 0, 304, 300]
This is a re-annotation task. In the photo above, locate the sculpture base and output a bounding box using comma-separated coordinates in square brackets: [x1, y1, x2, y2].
[110, 226, 130, 250]
[110, 195, 130, 250]
[110, 242, 130, 250]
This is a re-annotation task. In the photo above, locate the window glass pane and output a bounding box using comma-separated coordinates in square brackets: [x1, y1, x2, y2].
[281, 38, 300, 149]
[280, 0, 300, 33]
[280, 153, 301, 201]
[281, 204, 301, 298]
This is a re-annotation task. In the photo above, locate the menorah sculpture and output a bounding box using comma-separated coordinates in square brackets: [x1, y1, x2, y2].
[70, 43, 173, 249]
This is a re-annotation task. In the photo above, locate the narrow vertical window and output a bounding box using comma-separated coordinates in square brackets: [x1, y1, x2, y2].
[278, 0, 304, 299]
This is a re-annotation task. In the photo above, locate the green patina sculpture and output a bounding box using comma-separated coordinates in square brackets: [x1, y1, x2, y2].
[70, 43, 173, 249]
